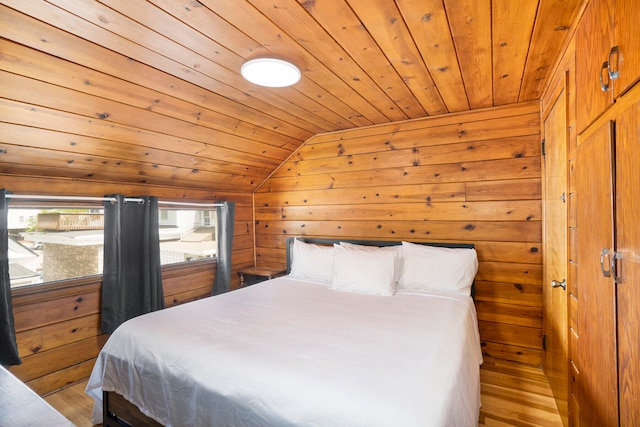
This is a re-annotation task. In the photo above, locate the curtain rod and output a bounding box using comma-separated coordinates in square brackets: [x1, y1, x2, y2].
[6, 194, 224, 207]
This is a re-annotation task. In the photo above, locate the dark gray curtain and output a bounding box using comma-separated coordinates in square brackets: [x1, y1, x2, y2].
[102, 195, 164, 334]
[0, 189, 21, 365]
[212, 201, 235, 295]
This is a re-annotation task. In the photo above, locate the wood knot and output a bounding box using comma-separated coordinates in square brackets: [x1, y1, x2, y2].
[301, 0, 316, 12]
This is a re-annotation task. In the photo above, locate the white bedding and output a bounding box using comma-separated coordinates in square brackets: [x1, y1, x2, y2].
[86, 276, 483, 426]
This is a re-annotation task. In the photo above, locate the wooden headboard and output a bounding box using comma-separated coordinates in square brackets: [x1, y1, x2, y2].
[285, 237, 476, 299]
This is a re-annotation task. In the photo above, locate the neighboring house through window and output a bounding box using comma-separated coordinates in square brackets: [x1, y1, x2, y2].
[7, 206, 217, 288]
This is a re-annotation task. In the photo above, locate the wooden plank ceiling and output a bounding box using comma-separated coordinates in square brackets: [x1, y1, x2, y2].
[0, 0, 585, 193]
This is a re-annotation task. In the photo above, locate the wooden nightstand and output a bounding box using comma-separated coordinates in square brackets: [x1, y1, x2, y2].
[238, 266, 287, 286]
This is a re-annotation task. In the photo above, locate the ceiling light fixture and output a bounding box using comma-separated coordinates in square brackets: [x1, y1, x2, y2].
[241, 58, 301, 88]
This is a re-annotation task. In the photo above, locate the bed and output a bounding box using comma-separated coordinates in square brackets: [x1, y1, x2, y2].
[86, 238, 483, 426]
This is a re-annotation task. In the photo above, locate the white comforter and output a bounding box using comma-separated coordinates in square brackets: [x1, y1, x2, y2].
[86, 276, 483, 426]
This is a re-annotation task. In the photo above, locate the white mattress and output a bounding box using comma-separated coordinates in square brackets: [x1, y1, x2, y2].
[86, 276, 483, 426]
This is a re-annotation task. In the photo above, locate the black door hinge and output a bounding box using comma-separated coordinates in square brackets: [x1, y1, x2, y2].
[541, 139, 546, 156]
[542, 334, 547, 351]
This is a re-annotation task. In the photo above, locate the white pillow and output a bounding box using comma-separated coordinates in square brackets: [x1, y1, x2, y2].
[289, 239, 334, 283]
[331, 243, 397, 296]
[397, 241, 478, 296]
[339, 242, 401, 283]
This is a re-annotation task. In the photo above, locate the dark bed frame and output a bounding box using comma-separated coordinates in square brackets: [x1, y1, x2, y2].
[103, 237, 476, 426]
[103, 390, 162, 427]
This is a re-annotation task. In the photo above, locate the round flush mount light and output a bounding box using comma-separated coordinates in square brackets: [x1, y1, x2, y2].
[241, 58, 301, 88]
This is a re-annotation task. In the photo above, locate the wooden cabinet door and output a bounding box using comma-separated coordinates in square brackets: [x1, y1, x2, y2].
[615, 97, 640, 427]
[612, 0, 640, 98]
[576, 0, 614, 133]
[576, 120, 618, 427]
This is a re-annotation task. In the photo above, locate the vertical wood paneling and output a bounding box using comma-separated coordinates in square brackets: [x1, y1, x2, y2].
[396, 0, 470, 112]
[443, 0, 493, 109]
[520, 0, 585, 102]
[492, 0, 538, 104]
[294, 0, 426, 120]
[248, 0, 415, 122]
[345, 0, 447, 116]
[255, 102, 543, 365]
[194, 0, 384, 126]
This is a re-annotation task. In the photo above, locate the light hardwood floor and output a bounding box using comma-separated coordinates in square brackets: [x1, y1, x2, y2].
[44, 357, 564, 426]
[478, 358, 565, 426]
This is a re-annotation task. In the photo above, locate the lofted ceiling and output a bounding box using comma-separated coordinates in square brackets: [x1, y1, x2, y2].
[0, 0, 585, 193]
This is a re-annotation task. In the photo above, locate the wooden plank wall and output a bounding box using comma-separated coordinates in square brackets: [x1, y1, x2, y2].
[255, 102, 544, 365]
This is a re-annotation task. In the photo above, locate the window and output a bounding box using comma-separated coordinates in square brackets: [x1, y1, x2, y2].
[158, 209, 217, 265]
[7, 206, 216, 288]
[8, 207, 105, 287]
